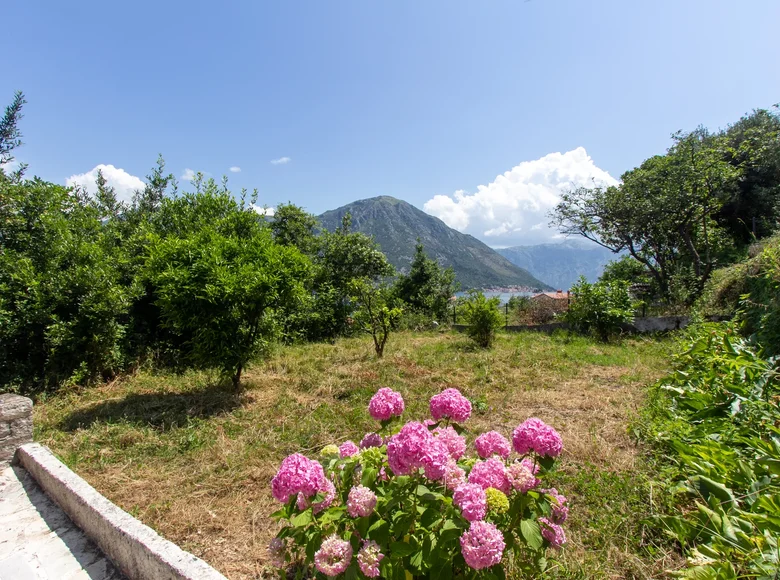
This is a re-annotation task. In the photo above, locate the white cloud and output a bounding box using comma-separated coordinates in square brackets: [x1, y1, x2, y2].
[229, 166, 241, 173]
[66, 164, 145, 204]
[423, 147, 618, 246]
[181, 168, 196, 181]
[252, 205, 275, 217]
[270, 156, 291, 165]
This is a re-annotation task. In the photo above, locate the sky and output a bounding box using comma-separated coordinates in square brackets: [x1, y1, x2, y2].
[3, 0, 779, 247]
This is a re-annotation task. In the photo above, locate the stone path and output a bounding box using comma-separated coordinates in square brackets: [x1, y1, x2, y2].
[0, 465, 123, 580]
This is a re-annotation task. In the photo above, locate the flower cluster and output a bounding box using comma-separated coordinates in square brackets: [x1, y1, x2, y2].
[453, 482, 487, 521]
[270, 388, 568, 576]
[460, 521, 506, 570]
[368, 387, 405, 421]
[512, 417, 563, 457]
[271, 453, 325, 503]
[474, 431, 511, 459]
[347, 485, 377, 518]
[314, 535, 353, 576]
[433, 425, 467, 459]
[429, 388, 472, 423]
[357, 540, 384, 577]
[339, 440, 359, 458]
[468, 457, 511, 494]
[386, 421, 449, 480]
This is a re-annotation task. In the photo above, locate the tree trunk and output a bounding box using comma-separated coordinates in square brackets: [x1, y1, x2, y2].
[233, 362, 243, 390]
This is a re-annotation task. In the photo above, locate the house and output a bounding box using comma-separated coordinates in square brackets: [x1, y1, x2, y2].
[530, 290, 570, 312]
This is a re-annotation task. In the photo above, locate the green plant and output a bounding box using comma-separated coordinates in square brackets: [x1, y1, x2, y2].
[640, 324, 780, 578]
[394, 240, 458, 322]
[461, 291, 503, 348]
[563, 277, 635, 342]
[349, 279, 403, 358]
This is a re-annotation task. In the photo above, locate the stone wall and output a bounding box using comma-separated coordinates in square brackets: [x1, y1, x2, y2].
[0, 394, 33, 464]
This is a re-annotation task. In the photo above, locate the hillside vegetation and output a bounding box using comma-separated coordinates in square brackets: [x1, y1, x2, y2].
[319, 196, 550, 290]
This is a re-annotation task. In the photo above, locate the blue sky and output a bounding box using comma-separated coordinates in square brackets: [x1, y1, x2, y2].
[3, 0, 779, 246]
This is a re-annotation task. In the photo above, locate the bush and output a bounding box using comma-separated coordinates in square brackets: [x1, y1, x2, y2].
[563, 277, 635, 342]
[640, 324, 780, 578]
[269, 387, 569, 578]
[460, 291, 503, 348]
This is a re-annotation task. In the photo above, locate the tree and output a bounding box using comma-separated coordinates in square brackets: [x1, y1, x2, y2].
[552, 129, 738, 302]
[270, 203, 319, 255]
[394, 239, 458, 321]
[143, 188, 311, 387]
[0, 91, 27, 182]
[349, 279, 402, 358]
[563, 277, 635, 342]
[461, 291, 503, 348]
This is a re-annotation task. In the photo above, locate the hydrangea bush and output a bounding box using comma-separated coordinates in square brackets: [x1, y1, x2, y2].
[269, 386, 568, 578]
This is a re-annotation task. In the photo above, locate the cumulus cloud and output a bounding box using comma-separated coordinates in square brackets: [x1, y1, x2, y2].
[270, 156, 291, 165]
[66, 164, 145, 204]
[181, 168, 196, 181]
[423, 147, 618, 246]
[252, 205, 275, 217]
[229, 166, 241, 173]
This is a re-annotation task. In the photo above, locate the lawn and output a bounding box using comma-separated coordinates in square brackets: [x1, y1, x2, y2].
[33, 330, 677, 579]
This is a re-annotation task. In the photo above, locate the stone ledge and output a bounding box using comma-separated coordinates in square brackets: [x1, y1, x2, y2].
[16, 443, 227, 580]
[0, 394, 33, 464]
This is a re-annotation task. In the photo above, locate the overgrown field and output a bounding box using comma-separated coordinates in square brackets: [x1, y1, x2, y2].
[33, 330, 675, 579]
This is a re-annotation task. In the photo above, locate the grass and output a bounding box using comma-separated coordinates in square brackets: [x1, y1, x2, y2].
[33, 329, 678, 579]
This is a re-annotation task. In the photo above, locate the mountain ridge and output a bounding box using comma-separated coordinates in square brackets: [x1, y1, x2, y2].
[318, 196, 551, 290]
[496, 241, 618, 290]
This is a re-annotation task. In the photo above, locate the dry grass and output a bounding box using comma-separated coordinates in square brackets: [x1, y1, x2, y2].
[33, 330, 674, 579]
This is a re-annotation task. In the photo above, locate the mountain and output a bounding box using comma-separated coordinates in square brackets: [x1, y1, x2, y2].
[318, 196, 551, 290]
[496, 240, 618, 290]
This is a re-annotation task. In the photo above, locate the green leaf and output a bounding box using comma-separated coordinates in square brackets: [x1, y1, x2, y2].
[291, 509, 312, 527]
[520, 519, 543, 550]
[389, 541, 416, 557]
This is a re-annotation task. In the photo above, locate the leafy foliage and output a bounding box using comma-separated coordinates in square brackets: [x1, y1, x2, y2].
[640, 324, 780, 578]
[349, 279, 402, 358]
[563, 276, 634, 342]
[461, 291, 503, 348]
[393, 239, 458, 322]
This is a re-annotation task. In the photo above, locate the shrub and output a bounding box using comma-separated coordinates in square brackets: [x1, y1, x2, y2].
[461, 291, 503, 348]
[640, 324, 780, 578]
[269, 387, 569, 578]
[563, 276, 634, 342]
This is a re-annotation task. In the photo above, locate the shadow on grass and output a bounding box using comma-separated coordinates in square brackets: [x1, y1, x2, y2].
[58, 382, 242, 432]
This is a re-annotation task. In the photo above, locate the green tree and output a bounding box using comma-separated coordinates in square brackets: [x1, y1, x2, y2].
[270, 202, 319, 255]
[393, 239, 458, 321]
[349, 278, 402, 358]
[461, 291, 503, 348]
[552, 129, 738, 302]
[563, 276, 635, 342]
[0, 91, 27, 182]
[143, 187, 311, 387]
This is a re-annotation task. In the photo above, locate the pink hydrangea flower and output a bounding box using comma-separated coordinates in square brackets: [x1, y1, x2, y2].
[268, 537, 285, 567]
[339, 440, 360, 458]
[346, 485, 377, 518]
[542, 488, 569, 524]
[459, 521, 506, 570]
[368, 387, 405, 421]
[421, 438, 450, 481]
[433, 426, 467, 459]
[357, 540, 384, 578]
[429, 388, 472, 423]
[474, 431, 511, 459]
[443, 459, 467, 491]
[378, 466, 389, 482]
[468, 457, 511, 494]
[423, 419, 437, 428]
[506, 461, 539, 493]
[539, 517, 567, 549]
[296, 477, 336, 514]
[271, 453, 326, 503]
[360, 432, 383, 449]
[453, 483, 487, 521]
[386, 421, 448, 480]
[512, 418, 563, 458]
[314, 535, 353, 576]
